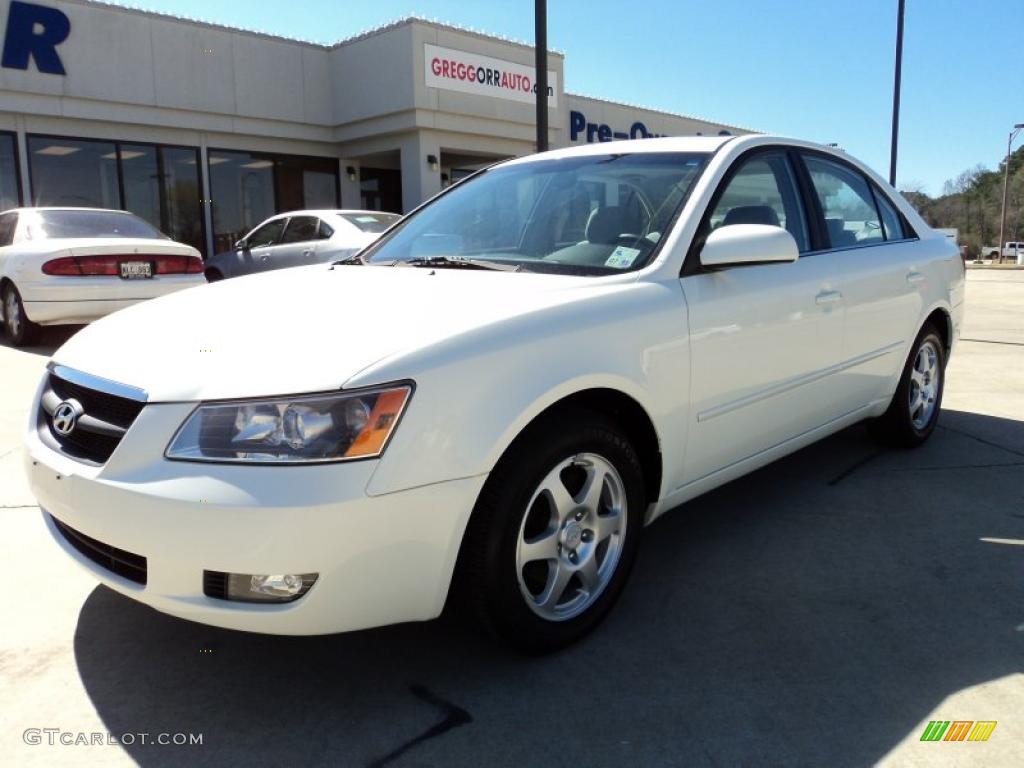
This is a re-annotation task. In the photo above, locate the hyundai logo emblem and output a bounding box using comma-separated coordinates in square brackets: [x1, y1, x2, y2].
[52, 399, 83, 436]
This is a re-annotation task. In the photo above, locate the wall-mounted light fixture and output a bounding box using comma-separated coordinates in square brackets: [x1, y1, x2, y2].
[346, 165, 357, 182]
[426, 154, 439, 172]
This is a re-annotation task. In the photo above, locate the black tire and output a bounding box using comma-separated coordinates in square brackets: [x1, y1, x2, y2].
[458, 408, 645, 654]
[869, 323, 945, 448]
[204, 268, 224, 283]
[2, 283, 40, 347]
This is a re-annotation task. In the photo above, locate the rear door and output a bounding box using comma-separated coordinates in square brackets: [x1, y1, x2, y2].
[274, 215, 323, 268]
[799, 153, 923, 411]
[680, 149, 847, 483]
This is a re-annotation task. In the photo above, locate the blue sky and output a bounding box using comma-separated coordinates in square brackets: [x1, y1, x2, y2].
[117, 0, 1023, 195]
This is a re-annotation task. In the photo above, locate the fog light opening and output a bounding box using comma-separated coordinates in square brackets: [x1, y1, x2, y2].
[204, 570, 318, 603]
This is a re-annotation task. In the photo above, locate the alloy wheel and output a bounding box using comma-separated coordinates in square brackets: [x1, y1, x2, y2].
[909, 338, 941, 430]
[4, 290, 20, 339]
[515, 452, 627, 622]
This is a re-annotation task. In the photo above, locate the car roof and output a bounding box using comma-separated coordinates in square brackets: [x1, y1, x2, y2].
[501, 135, 737, 166]
[1, 206, 134, 215]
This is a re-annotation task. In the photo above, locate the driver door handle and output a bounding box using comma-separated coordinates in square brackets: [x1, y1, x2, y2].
[907, 270, 926, 285]
[815, 290, 843, 305]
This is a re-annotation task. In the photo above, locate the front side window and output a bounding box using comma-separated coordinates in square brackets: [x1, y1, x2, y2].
[364, 152, 709, 275]
[246, 218, 285, 248]
[804, 156, 883, 248]
[279, 216, 319, 244]
[709, 153, 809, 252]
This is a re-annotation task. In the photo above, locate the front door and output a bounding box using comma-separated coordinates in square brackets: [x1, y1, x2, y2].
[680, 150, 847, 484]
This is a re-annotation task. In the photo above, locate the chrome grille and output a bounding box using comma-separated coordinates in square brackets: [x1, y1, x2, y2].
[38, 365, 147, 465]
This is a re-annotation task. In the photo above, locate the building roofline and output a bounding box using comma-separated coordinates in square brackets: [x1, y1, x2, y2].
[565, 91, 758, 134]
[75, 2, 565, 54]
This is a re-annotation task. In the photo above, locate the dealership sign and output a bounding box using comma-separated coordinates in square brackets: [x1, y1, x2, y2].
[425, 44, 557, 107]
[569, 110, 668, 144]
[1, 1, 70, 75]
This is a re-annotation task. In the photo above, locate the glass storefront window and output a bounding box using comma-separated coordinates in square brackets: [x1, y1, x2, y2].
[26, 135, 205, 255]
[208, 150, 339, 254]
[0, 132, 20, 211]
[29, 136, 119, 208]
[160, 147, 203, 256]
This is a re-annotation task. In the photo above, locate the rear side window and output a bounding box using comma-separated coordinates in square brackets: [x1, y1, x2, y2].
[804, 156, 883, 248]
[318, 220, 334, 239]
[871, 186, 908, 241]
[0, 213, 15, 246]
[709, 153, 809, 252]
[279, 216, 319, 244]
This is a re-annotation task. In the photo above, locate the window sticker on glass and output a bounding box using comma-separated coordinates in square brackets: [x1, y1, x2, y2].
[605, 246, 641, 269]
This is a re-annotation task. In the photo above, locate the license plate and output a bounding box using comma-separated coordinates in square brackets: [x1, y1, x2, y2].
[119, 261, 152, 279]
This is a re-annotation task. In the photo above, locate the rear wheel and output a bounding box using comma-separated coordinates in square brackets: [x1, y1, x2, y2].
[459, 409, 644, 654]
[869, 324, 945, 447]
[2, 283, 40, 347]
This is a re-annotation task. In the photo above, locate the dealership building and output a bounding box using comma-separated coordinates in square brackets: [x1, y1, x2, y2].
[0, 0, 749, 256]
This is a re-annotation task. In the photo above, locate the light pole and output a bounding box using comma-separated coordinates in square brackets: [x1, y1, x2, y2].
[534, 0, 548, 152]
[997, 123, 1024, 263]
[888, 0, 905, 186]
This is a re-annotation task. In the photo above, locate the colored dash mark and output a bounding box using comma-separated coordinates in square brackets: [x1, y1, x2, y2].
[920, 720, 996, 742]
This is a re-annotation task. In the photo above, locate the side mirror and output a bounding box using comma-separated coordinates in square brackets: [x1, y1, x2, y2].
[699, 224, 799, 268]
[234, 238, 247, 251]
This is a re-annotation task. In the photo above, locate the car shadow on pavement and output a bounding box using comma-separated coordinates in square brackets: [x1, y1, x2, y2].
[0, 326, 81, 358]
[72, 409, 1024, 768]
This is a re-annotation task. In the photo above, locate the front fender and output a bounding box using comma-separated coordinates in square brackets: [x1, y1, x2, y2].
[348, 280, 691, 499]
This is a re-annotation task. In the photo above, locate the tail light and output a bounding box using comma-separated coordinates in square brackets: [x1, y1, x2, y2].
[42, 254, 203, 276]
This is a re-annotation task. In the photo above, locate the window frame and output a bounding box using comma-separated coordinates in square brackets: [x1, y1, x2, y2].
[794, 149, 920, 256]
[25, 132, 207, 255]
[0, 130, 24, 210]
[683, 146, 815, 276]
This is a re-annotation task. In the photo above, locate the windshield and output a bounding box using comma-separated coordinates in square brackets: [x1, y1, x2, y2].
[341, 212, 401, 233]
[27, 210, 167, 240]
[364, 152, 709, 275]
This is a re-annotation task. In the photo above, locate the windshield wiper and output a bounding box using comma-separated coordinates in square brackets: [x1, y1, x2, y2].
[398, 256, 523, 272]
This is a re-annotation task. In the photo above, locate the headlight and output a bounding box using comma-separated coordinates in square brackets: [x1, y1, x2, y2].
[165, 384, 412, 464]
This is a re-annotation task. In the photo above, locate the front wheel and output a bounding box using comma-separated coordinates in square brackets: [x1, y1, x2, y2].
[2, 283, 40, 347]
[870, 324, 945, 447]
[459, 410, 645, 654]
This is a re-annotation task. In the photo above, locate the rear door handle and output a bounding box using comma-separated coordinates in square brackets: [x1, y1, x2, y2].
[907, 270, 926, 285]
[815, 290, 843, 305]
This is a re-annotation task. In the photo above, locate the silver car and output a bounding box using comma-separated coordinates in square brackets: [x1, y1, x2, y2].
[204, 210, 400, 281]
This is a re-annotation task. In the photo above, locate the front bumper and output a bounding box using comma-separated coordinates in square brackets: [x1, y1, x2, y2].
[25, 398, 485, 635]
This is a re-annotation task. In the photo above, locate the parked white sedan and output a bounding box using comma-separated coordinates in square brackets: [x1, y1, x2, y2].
[25, 136, 964, 653]
[203, 209, 400, 281]
[1, 207, 204, 346]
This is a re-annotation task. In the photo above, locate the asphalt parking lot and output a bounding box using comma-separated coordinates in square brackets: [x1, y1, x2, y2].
[1, 270, 1022, 768]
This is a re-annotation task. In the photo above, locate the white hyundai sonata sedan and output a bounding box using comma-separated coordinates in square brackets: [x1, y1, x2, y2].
[1, 207, 205, 346]
[25, 135, 964, 652]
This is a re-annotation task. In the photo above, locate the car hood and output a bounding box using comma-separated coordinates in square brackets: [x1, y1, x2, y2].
[51, 264, 619, 401]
